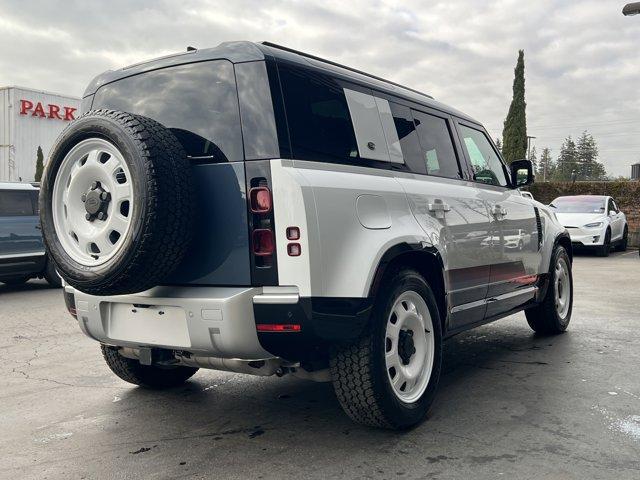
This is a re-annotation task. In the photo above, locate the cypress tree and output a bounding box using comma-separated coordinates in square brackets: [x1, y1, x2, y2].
[34, 146, 44, 182]
[501, 50, 527, 164]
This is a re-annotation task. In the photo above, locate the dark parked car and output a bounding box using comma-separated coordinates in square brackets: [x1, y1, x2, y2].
[0, 182, 61, 286]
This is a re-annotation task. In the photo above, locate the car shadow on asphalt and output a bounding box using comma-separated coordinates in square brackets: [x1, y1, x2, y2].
[0, 279, 58, 295]
[109, 321, 572, 448]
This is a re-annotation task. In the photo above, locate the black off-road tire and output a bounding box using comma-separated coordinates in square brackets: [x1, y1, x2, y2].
[617, 226, 628, 252]
[330, 269, 443, 429]
[525, 245, 573, 334]
[596, 229, 611, 257]
[101, 345, 198, 388]
[39, 109, 195, 295]
[43, 257, 62, 288]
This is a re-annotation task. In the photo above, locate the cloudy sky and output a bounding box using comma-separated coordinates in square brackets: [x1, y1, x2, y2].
[1, 0, 638, 176]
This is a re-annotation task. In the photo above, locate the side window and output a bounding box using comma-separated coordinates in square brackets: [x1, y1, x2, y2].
[278, 65, 358, 163]
[0, 191, 35, 216]
[412, 110, 461, 179]
[458, 125, 509, 187]
[235, 61, 279, 160]
[609, 199, 617, 213]
[30, 191, 39, 215]
[344, 88, 391, 162]
[389, 102, 425, 174]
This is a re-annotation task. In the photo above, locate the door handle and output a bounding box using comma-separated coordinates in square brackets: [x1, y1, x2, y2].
[490, 204, 507, 221]
[428, 199, 451, 219]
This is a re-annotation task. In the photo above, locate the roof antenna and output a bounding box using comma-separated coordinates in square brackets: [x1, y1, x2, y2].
[186, 46, 197, 52]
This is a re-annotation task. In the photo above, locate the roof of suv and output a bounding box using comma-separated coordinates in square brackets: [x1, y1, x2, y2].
[83, 40, 478, 124]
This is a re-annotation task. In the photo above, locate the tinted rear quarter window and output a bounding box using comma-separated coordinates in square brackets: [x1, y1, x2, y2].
[278, 65, 359, 163]
[412, 110, 461, 179]
[0, 191, 35, 216]
[235, 61, 279, 160]
[92, 60, 243, 162]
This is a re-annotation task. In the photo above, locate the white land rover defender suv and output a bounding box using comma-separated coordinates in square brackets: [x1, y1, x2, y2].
[40, 42, 573, 429]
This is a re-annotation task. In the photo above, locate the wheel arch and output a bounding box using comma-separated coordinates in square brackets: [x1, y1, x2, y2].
[554, 231, 573, 264]
[368, 243, 447, 331]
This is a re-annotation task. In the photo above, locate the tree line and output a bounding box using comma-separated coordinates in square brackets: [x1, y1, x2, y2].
[498, 50, 608, 182]
[497, 131, 608, 181]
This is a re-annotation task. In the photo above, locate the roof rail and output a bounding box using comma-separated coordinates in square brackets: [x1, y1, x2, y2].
[261, 41, 433, 100]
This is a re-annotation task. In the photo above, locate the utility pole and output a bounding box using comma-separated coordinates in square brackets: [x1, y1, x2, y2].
[526, 135, 536, 160]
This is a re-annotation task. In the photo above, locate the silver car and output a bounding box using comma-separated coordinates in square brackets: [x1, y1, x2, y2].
[39, 41, 573, 429]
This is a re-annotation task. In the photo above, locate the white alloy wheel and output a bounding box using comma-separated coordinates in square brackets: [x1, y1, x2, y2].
[52, 138, 134, 266]
[554, 256, 571, 320]
[385, 290, 435, 403]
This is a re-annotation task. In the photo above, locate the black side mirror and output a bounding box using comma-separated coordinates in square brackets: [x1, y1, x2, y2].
[510, 159, 534, 188]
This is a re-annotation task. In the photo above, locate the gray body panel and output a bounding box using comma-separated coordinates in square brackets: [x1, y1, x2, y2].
[167, 163, 251, 286]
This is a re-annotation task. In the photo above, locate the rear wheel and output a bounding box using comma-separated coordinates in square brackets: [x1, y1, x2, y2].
[330, 269, 442, 429]
[596, 229, 611, 257]
[101, 345, 198, 388]
[525, 245, 573, 334]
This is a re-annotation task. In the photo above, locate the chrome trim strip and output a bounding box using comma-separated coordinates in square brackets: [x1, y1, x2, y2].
[451, 286, 537, 314]
[0, 251, 45, 260]
[253, 294, 299, 304]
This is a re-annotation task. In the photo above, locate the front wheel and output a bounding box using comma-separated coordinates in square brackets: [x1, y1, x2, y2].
[596, 230, 611, 257]
[330, 269, 443, 429]
[525, 245, 573, 334]
[101, 345, 198, 388]
[617, 226, 628, 252]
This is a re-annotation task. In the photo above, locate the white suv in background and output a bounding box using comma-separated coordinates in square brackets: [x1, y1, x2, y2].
[550, 195, 628, 256]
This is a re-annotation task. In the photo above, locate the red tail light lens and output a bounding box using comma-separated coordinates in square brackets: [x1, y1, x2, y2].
[287, 243, 301, 256]
[286, 226, 300, 240]
[256, 324, 302, 332]
[252, 229, 274, 256]
[249, 187, 272, 213]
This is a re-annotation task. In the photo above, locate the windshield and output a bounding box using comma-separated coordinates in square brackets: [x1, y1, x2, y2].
[549, 197, 605, 214]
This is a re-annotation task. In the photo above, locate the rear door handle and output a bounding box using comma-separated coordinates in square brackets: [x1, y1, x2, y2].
[490, 204, 507, 221]
[428, 199, 451, 219]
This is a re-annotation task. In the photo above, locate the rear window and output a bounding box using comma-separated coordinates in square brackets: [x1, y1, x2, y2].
[92, 60, 243, 162]
[278, 65, 359, 163]
[0, 190, 35, 216]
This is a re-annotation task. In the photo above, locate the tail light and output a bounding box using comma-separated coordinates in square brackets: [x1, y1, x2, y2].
[253, 229, 275, 256]
[256, 324, 302, 332]
[246, 164, 278, 286]
[249, 187, 272, 213]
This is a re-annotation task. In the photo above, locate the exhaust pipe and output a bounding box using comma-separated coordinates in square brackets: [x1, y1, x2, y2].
[175, 354, 282, 376]
[117, 347, 329, 381]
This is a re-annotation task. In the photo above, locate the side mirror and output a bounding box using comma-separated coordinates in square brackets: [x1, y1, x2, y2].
[510, 159, 534, 188]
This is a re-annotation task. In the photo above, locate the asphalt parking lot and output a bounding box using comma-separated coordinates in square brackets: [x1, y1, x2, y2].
[1, 251, 639, 480]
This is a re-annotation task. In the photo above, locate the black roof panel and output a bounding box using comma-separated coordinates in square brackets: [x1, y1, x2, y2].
[82, 40, 479, 124]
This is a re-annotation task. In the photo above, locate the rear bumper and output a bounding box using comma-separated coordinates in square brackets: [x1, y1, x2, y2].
[68, 285, 279, 360]
[67, 285, 373, 362]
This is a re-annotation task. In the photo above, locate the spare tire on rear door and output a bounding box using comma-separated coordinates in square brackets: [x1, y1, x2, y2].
[40, 109, 195, 296]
